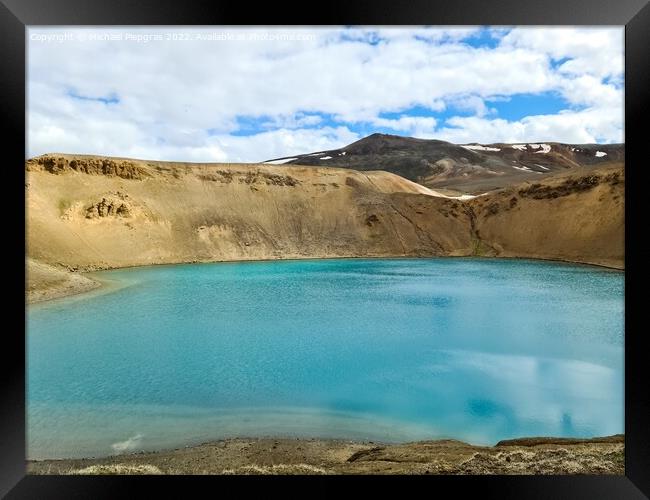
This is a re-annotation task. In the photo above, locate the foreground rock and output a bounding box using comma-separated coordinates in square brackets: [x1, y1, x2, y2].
[27, 435, 624, 475]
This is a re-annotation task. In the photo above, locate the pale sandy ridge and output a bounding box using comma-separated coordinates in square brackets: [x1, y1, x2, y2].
[27, 259, 101, 303]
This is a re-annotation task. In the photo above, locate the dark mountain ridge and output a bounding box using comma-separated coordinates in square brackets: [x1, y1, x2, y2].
[265, 133, 624, 193]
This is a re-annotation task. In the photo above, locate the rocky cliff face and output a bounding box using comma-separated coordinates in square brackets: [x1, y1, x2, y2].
[27, 155, 150, 179]
[84, 193, 132, 219]
[25, 153, 623, 301]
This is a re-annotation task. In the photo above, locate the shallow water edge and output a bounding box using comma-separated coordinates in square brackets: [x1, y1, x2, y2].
[28, 254, 624, 306]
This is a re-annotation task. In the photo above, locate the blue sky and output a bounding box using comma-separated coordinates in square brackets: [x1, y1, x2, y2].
[28, 27, 623, 162]
[224, 91, 570, 139]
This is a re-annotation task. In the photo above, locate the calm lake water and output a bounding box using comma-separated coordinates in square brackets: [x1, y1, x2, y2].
[27, 258, 624, 459]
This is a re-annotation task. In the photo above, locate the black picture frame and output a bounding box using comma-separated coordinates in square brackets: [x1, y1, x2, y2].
[3, 0, 648, 497]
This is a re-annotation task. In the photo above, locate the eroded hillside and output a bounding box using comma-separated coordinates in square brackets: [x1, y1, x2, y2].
[468, 165, 624, 269]
[25, 154, 473, 270]
[25, 154, 623, 302]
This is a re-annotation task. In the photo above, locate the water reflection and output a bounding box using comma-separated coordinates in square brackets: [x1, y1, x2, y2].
[27, 258, 623, 458]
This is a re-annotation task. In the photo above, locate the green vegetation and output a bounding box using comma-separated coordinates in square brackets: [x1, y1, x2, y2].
[471, 237, 495, 257]
[58, 198, 72, 215]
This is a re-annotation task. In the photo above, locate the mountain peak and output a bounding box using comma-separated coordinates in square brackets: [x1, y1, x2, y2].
[345, 133, 450, 154]
[264, 134, 624, 193]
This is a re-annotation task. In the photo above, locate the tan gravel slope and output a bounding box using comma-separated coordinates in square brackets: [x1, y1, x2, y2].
[25, 154, 474, 271]
[468, 165, 624, 269]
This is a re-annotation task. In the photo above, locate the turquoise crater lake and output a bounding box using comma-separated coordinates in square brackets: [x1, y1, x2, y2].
[27, 258, 624, 459]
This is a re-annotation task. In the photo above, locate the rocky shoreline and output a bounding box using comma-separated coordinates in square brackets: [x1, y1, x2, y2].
[28, 435, 624, 475]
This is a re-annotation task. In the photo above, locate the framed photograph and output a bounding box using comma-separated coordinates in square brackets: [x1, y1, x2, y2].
[3, 0, 649, 497]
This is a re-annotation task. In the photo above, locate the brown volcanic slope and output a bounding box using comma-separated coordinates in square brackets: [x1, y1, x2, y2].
[265, 133, 624, 193]
[25, 154, 473, 292]
[26, 154, 623, 301]
[467, 164, 624, 268]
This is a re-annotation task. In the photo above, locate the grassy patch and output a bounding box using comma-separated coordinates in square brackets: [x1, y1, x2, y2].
[58, 198, 72, 215]
[471, 238, 495, 257]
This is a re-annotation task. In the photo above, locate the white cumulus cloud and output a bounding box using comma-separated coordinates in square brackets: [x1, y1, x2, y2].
[27, 26, 623, 161]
